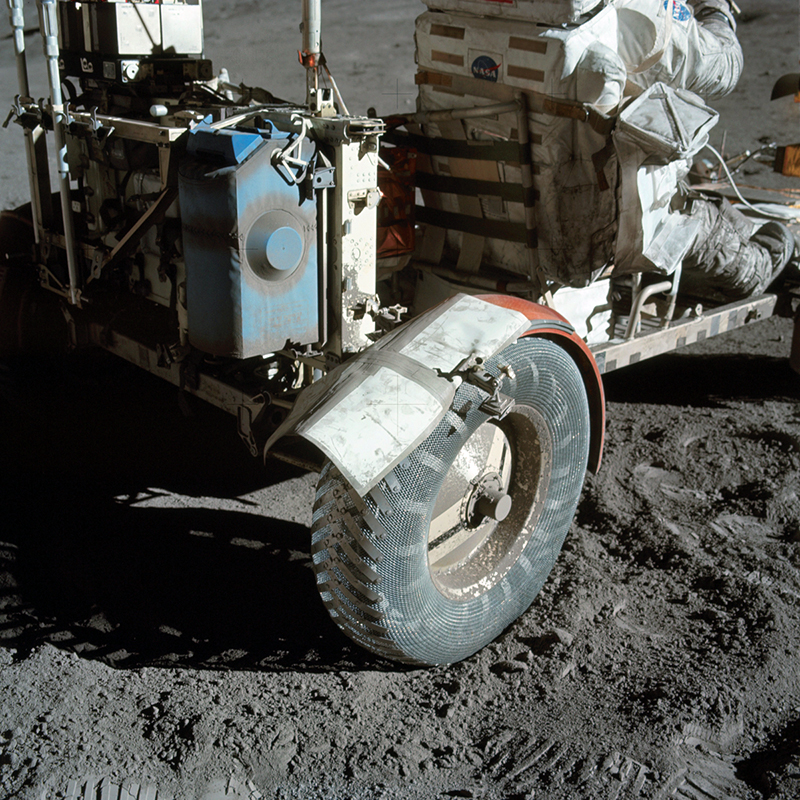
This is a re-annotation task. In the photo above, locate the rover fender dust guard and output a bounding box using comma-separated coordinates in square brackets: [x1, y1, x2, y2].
[480, 294, 605, 474]
[264, 293, 604, 495]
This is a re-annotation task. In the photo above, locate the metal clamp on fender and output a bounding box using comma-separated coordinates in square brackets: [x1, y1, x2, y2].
[437, 355, 516, 420]
[264, 294, 532, 494]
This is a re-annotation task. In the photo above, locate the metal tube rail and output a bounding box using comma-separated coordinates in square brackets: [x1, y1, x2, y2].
[7, 0, 29, 106]
[662, 263, 683, 328]
[624, 280, 674, 340]
[37, 0, 80, 305]
[301, 0, 322, 108]
[7, 0, 51, 244]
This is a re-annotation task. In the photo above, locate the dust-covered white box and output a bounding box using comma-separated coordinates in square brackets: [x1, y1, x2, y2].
[419, 0, 607, 25]
[414, 7, 625, 286]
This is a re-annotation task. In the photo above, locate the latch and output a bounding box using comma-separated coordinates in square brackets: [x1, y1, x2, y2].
[347, 188, 381, 214]
[58, 106, 115, 146]
[3, 95, 48, 131]
[84, 107, 115, 145]
[438, 356, 516, 419]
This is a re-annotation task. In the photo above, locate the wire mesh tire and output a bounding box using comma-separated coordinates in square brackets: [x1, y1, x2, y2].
[0, 205, 64, 357]
[0, 207, 35, 358]
[311, 336, 591, 665]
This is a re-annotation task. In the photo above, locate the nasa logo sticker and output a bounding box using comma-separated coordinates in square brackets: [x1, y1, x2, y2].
[664, 0, 692, 22]
[471, 55, 501, 82]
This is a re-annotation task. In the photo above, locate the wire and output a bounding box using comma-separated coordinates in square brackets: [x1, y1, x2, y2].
[705, 143, 800, 222]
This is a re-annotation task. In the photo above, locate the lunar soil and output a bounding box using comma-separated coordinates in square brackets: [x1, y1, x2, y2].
[1, 1, 799, 799]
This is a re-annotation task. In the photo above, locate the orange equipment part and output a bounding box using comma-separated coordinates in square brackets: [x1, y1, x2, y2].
[377, 147, 417, 259]
[478, 294, 606, 474]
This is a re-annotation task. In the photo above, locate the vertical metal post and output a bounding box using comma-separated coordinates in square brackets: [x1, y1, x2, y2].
[6, 0, 52, 244]
[37, 0, 80, 305]
[301, 0, 321, 109]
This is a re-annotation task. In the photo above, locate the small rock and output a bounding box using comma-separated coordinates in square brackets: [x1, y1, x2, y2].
[491, 660, 527, 677]
[554, 628, 575, 646]
[560, 661, 577, 680]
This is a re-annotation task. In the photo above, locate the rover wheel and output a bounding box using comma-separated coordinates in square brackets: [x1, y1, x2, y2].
[0, 206, 64, 358]
[0, 208, 35, 357]
[311, 336, 590, 665]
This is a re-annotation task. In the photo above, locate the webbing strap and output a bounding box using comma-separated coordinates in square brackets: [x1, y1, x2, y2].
[415, 70, 615, 137]
[383, 128, 522, 163]
[415, 170, 537, 204]
[416, 205, 534, 246]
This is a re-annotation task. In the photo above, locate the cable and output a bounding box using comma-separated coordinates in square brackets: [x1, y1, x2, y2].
[706, 143, 800, 222]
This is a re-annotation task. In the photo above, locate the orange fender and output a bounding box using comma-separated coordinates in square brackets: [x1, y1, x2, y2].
[479, 295, 605, 474]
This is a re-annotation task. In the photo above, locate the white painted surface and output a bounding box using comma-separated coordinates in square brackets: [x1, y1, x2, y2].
[399, 295, 530, 373]
[302, 367, 445, 491]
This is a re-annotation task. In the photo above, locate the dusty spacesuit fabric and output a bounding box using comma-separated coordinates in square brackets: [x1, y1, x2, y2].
[614, 0, 743, 99]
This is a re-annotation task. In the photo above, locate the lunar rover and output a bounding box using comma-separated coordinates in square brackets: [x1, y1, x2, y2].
[1, 0, 797, 665]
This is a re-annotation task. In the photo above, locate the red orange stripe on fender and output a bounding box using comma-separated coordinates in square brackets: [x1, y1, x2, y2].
[478, 294, 605, 474]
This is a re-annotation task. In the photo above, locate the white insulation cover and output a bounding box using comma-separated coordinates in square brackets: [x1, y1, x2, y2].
[613, 82, 718, 275]
[614, 0, 742, 101]
[420, 0, 607, 25]
[270, 295, 531, 495]
[415, 7, 626, 286]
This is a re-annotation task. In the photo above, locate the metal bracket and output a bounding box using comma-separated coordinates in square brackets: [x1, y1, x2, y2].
[372, 303, 407, 333]
[88, 247, 105, 281]
[354, 298, 407, 336]
[311, 166, 336, 189]
[156, 341, 191, 369]
[358, 134, 380, 160]
[438, 356, 516, 419]
[477, 390, 515, 419]
[237, 395, 268, 457]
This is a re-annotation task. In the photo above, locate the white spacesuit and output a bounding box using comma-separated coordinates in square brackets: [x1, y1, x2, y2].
[617, 0, 742, 99]
[616, 0, 795, 300]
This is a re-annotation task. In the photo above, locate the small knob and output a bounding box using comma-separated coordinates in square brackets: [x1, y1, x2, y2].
[476, 487, 512, 523]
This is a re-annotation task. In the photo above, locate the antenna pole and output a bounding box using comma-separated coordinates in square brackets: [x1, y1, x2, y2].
[301, 0, 322, 109]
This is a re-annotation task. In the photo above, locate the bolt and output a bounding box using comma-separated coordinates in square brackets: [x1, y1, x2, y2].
[476, 487, 512, 523]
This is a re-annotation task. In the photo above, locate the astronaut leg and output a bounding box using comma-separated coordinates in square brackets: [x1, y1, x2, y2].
[680, 197, 796, 301]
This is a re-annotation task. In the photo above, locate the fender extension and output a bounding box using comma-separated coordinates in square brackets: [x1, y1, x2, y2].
[264, 293, 604, 493]
[478, 294, 605, 474]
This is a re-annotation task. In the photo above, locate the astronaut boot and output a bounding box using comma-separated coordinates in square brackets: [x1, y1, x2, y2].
[751, 221, 797, 289]
[682, 200, 796, 302]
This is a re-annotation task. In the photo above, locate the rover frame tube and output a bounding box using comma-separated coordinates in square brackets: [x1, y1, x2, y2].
[38, 0, 79, 304]
[301, 0, 322, 107]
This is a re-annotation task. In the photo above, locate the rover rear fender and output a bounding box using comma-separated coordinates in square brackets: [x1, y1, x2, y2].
[478, 294, 605, 473]
[264, 293, 604, 494]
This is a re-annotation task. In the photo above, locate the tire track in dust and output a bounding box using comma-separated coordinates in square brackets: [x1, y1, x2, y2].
[480, 729, 654, 798]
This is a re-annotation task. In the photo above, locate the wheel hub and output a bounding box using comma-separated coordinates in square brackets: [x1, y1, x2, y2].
[467, 472, 513, 525]
[427, 405, 553, 601]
